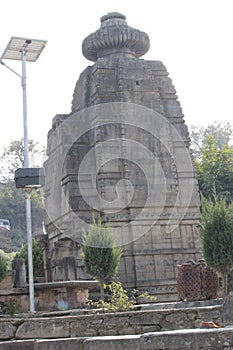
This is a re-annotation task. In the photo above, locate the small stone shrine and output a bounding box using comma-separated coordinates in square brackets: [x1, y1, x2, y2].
[43, 12, 201, 301]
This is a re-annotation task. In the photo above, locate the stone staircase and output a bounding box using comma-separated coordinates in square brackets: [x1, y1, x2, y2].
[0, 299, 233, 349]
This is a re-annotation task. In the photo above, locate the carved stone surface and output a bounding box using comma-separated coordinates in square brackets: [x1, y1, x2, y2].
[44, 12, 201, 301]
[82, 12, 150, 62]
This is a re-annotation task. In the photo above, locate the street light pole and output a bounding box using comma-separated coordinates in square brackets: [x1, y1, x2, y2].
[25, 190, 34, 311]
[22, 48, 29, 168]
[0, 37, 47, 313]
[21, 47, 35, 312]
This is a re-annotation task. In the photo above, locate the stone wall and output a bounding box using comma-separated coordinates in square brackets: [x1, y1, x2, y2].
[1, 329, 233, 350]
[0, 303, 223, 340]
[2, 298, 233, 349]
[1, 301, 233, 349]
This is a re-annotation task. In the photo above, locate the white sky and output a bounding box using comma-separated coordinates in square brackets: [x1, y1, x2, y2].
[0, 0, 232, 152]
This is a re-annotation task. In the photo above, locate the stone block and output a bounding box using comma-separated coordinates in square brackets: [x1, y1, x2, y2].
[69, 315, 100, 337]
[222, 292, 233, 323]
[83, 335, 141, 350]
[135, 256, 156, 282]
[154, 256, 175, 280]
[34, 338, 85, 350]
[180, 225, 195, 249]
[0, 271, 15, 289]
[140, 327, 233, 349]
[0, 321, 16, 340]
[0, 340, 35, 350]
[129, 311, 162, 330]
[170, 227, 182, 248]
[16, 317, 70, 339]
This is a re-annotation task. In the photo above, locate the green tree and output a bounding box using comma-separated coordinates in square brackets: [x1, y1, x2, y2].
[0, 249, 16, 270]
[0, 139, 45, 250]
[15, 238, 44, 277]
[200, 194, 233, 295]
[190, 121, 233, 159]
[82, 219, 122, 299]
[0, 139, 44, 182]
[195, 135, 233, 202]
[0, 181, 45, 250]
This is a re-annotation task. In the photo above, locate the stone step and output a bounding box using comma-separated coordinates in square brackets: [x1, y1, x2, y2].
[137, 298, 223, 311]
[1, 327, 233, 350]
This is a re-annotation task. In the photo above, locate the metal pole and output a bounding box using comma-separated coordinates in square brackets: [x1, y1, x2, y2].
[22, 49, 35, 312]
[22, 49, 29, 168]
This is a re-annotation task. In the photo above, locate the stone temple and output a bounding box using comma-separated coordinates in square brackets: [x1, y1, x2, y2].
[43, 12, 201, 301]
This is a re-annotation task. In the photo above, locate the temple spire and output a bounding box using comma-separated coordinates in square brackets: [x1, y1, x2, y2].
[82, 12, 150, 62]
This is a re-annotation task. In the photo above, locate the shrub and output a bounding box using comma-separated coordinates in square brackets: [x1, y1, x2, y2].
[15, 238, 44, 277]
[88, 280, 156, 313]
[82, 219, 122, 299]
[201, 194, 233, 295]
[2, 299, 21, 316]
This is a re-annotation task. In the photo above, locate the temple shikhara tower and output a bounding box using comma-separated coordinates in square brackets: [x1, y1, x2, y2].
[43, 12, 201, 301]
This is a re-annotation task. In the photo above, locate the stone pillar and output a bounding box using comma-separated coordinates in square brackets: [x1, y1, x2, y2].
[36, 234, 50, 282]
[12, 258, 26, 288]
[63, 256, 77, 281]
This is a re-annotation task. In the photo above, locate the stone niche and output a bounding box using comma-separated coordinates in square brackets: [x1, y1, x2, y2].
[43, 12, 201, 301]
